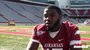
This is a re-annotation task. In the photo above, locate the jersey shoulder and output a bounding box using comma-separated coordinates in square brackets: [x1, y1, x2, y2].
[32, 24, 47, 40]
[33, 24, 47, 36]
[62, 21, 79, 35]
[35, 24, 46, 30]
[62, 21, 78, 30]
[34, 24, 46, 31]
[62, 21, 80, 41]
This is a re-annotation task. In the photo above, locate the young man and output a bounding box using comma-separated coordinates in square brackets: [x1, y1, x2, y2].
[26, 5, 82, 50]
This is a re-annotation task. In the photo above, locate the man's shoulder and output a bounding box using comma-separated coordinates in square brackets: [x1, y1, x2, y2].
[62, 21, 77, 28]
[35, 24, 46, 30]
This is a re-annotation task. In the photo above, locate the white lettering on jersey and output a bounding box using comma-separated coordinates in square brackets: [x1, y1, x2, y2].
[44, 43, 63, 48]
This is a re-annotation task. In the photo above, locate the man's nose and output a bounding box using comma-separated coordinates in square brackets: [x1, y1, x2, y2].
[46, 17, 49, 20]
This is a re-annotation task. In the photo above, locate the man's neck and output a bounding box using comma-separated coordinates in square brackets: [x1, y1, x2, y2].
[49, 22, 61, 32]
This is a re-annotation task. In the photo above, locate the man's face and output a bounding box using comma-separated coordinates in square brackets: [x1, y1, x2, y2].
[43, 8, 61, 30]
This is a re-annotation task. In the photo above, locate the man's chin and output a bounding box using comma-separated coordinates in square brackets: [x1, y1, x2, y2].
[46, 26, 53, 30]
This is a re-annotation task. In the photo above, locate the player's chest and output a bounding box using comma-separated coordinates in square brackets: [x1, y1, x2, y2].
[39, 30, 68, 46]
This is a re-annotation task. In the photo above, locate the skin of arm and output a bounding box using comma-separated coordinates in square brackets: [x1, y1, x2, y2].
[26, 41, 39, 50]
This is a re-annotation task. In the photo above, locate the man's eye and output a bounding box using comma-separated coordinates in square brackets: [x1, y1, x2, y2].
[44, 14, 48, 18]
[44, 14, 55, 18]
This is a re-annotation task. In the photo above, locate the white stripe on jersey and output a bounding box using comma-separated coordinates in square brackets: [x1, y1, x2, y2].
[75, 30, 80, 35]
[70, 40, 81, 46]
[32, 39, 40, 43]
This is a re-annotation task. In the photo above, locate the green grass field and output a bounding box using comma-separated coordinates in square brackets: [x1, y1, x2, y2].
[81, 34, 90, 38]
[0, 25, 90, 50]
[0, 34, 30, 50]
[0, 26, 34, 28]
[77, 25, 90, 31]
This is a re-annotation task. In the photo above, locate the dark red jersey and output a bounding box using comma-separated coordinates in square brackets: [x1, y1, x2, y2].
[32, 21, 81, 50]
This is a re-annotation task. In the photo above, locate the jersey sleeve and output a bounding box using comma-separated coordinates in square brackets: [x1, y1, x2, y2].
[64, 21, 81, 46]
[67, 24, 81, 46]
[31, 25, 40, 43]
[69, 27, 81, 46]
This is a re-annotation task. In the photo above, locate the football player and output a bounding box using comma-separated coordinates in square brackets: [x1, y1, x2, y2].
[26, 5, 82, 50]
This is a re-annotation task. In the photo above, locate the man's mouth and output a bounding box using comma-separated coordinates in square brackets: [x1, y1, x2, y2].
[45, 23, 49, 25]
[45, 21, 49, 24]
[45, 21, 50, 26]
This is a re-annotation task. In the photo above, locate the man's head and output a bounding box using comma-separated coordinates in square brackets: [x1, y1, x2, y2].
[43, 5, 62, 31]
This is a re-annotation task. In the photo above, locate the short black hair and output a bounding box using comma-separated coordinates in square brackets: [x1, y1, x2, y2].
[46, 5, 62, 14]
